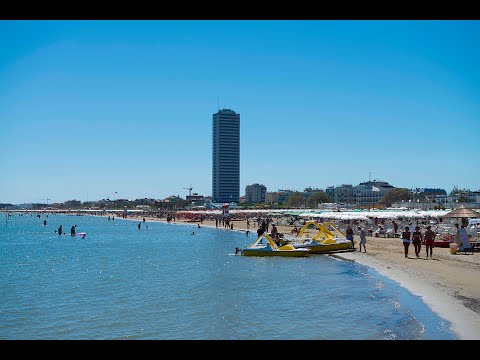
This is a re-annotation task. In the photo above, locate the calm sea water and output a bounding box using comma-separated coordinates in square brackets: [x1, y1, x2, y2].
[0, 213, 456, 339]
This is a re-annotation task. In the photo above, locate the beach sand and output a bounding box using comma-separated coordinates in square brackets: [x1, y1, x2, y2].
[127, 215, 480, 339]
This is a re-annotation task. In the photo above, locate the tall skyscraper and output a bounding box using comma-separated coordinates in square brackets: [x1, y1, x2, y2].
[212, 109, 240, 203]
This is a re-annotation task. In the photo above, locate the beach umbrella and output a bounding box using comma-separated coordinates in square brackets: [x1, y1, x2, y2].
[442, 207, 480, 219]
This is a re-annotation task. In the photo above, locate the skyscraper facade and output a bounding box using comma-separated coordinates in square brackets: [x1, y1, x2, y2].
[212, 109, 240, 203]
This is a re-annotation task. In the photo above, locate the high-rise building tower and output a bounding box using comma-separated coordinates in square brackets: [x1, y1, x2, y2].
[212, 109, 240, 203]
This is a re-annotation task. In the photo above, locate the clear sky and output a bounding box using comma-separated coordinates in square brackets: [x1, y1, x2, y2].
[1, 20, 479, 204]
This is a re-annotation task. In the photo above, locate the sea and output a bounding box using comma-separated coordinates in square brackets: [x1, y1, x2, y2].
[0, 213, 456, 339]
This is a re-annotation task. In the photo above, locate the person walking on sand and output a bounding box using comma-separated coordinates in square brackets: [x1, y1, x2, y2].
[358, 227, 366, 252]
[412, 226, 423, 258]
[402, 227, 411, 258]
[424, 225, 435, 258]
[345, 226, 354, 249]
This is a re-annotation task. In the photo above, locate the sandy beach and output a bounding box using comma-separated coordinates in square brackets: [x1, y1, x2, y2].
[125, 214, 480, 339]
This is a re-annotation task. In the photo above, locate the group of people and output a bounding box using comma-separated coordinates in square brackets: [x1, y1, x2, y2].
[345, 226, 367, 252]
[54, 224, 79, 237]
[401, 225, 436, 258]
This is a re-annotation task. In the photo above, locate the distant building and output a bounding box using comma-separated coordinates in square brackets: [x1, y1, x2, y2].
[328, 180, 395, 207]
[186, 193, 205, 206]
[412, 188, 447, 199]
[64, 200, 82, 208]
[245, 183, 267, 203]
[265, 189, 293, 204]
[265, 192, 280, 204]
[355, 180, 394, 206]
[136, 205, 151, 210]
[212, 109, 240, 203]
[331, 184, 355, 205]
[0, 203, 15, 210]
[325, 186, 335, 200]
[17, 203, 34, 209]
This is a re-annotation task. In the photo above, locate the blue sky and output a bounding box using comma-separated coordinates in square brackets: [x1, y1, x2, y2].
[1, 20, 479, 204]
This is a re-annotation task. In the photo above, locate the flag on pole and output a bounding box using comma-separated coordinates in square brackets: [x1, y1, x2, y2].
[372, 186, 380, 192]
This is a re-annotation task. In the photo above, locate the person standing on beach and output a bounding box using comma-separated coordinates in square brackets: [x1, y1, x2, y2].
[412, 226, 423, 258]
[358, 227, 366, 252]
[393, 220, 398, 235]
[402, 227, 411, 258]
[424, 225, 435, 258]
[257, 227, 264, 238]
[345, 226, 354, 249]
[271, 224, 278, 239]
[454, 224, 462, 247]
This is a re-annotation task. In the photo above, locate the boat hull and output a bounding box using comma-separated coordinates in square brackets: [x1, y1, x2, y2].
[242, 249, 308, 257]
[295, 242, 352, 253]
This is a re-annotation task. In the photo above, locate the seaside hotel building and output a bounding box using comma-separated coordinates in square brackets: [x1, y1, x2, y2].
[212, 109, 240, 203]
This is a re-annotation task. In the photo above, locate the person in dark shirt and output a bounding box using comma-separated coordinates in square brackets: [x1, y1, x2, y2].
[70, 225, 76, 236]
[402, 227, 411, 258]
[257, 227, 264, 238]
[424, 226, 436, 259]
[58, 225, 63, 236]
[412, 226, 423, 258]
[271, 224, 278, 239]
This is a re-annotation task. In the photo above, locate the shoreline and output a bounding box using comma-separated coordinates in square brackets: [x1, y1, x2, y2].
[100, 213, 480, 339]
[334, 252, 480, 340]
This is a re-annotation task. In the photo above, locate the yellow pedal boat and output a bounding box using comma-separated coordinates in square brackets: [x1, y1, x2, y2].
[288, 221, 353, 254]
[242, 234, 309, 257]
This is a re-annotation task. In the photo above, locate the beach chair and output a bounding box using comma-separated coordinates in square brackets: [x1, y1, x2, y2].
[459, 233, 475, 254]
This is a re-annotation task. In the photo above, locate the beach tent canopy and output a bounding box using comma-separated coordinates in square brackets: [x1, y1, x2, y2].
[442, 207, 480, 219]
